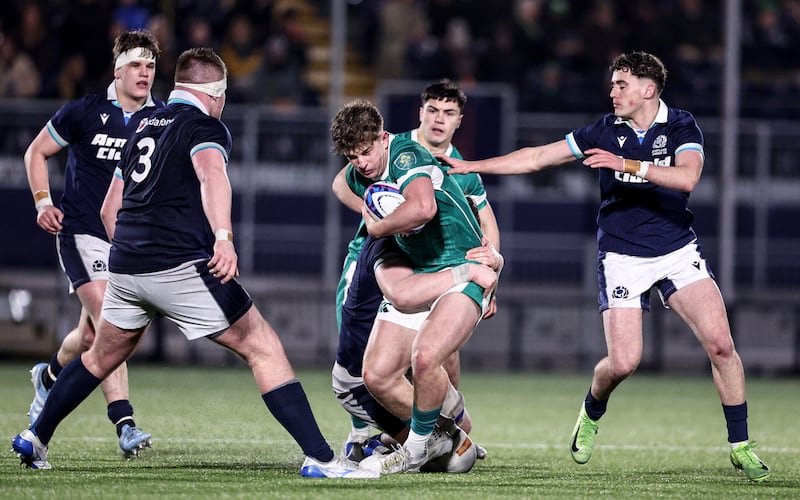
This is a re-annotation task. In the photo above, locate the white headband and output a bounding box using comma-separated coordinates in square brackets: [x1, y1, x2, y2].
[114, 47, 156, 70]
[175, 78, 228, 98]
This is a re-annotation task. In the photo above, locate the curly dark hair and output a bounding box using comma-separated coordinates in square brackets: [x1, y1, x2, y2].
[330, 99, 384, 155]
[609, 51, 667, 95]
[113, 29, 161, 62]
[421, 79, 467, 111]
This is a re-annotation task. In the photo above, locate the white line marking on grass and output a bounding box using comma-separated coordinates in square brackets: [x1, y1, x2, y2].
[51, 437, 799, 454]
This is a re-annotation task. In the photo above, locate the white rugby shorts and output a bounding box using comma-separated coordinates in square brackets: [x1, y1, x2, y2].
[102, 259, 252, 340]
[375, 300, 429, 331]
[598, 241, 714, 311]
[56, 233, 111, 293]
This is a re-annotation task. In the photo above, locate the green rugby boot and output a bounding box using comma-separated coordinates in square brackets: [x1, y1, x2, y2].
[569, 405, 599, 464]
[730, 441, 771, 482]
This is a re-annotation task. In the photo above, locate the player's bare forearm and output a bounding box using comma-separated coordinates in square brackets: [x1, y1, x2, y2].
[582, 147, 703, 192]
[332, 165, 362, 212]
[439, 140, 574, 176]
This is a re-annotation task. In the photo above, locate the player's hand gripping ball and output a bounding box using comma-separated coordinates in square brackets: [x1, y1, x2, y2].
[363, 181, 424, 233]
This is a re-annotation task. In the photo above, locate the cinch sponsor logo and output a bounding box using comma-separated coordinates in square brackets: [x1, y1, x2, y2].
[615, 156, 672, 184]
[136, 117, 175, 133]
[91, 133, 127, 161]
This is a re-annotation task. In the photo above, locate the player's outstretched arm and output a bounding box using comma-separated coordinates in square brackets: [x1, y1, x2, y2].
[438, 139, 576, 176]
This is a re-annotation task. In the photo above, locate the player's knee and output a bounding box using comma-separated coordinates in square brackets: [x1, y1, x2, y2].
[706, 334, 736, 360]
[362, 367, 389, 394]
[607, 357, 638, 381]
[411, 347, 440, 378]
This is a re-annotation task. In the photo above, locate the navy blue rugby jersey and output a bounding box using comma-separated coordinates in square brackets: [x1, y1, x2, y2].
[566, 100, 704, 257]
[336, 235, 404, 377]
[110, 90, 232, 274]
[47, 83, 164, 240]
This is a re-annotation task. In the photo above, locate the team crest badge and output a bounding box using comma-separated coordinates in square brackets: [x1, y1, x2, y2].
[612, 286, 629, 299]
[653, 135, 667, 148]
[393, 152, 416, 170]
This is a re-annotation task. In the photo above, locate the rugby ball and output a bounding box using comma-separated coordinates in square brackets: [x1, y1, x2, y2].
[420, 428, 478, 473]
[363, 181, 424, 233]
[363, 181, 405, 221]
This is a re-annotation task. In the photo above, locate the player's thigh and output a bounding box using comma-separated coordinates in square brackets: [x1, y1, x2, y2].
[215, 306, 287, 359]
[666, 277, 733, 347]
[601, 307, 644, 367]
[416, 292, 480, 361]
[363, 319, 416, 379]
[84, 319, 145, 377]
[75, 279, 107, 324]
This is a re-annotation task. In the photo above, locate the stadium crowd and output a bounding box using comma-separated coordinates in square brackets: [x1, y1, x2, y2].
[1, 0, 799, 116]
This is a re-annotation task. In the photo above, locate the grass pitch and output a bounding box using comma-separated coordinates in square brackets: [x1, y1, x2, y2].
[1, 363, 798, 498]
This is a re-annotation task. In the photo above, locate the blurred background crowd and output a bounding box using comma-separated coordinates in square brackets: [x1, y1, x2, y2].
[1, 0, 798, 117]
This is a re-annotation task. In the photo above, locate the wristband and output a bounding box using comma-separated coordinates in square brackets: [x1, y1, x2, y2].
[214, 228, 233, 242]
[623, 158, 639, 174]
[623, 159, 650, 178]
[33, 190, 53, 213]
[451, 263, 470, 285]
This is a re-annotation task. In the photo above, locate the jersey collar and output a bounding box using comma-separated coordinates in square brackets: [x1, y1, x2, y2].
[613, 99, 669, 129]
[167, 89, 210, 115]
[410, 128, 453, 156]
[382, 134, 396, 181]
[106, 82, 157, 109]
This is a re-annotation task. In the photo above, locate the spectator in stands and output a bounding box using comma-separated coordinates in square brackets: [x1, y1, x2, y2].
[181, 17, 218, 53]
[510, 0, 551, 70]
[60, 0, 113, 90]
[112, 0, 151, 31]
[377, 0, 429, 79]
[578, 1, 626, 75]
[16, 2, 59, 97]
[54, 53, 90, 100]
[147, 13, 178, 99]
[664, 0, 723, 113]
[0, 32, 41, 98]
[259, 7, 311, 106]
[621, 0, 671, 62]
[404, 16, 443, 81]
[436, 18, 478, 84]
[220, 13, 265, 102]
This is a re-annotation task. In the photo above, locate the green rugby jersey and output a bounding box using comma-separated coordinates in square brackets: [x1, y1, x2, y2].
[345, 134, 483, 272]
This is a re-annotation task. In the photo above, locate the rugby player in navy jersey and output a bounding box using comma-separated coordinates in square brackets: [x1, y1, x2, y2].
[12, 47, 377, 479]
[22, 29, 163, 458]
[440, 51, 771, 482]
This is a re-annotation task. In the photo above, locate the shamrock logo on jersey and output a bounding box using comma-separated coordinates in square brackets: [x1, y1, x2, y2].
[393, 152, 417, 170]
